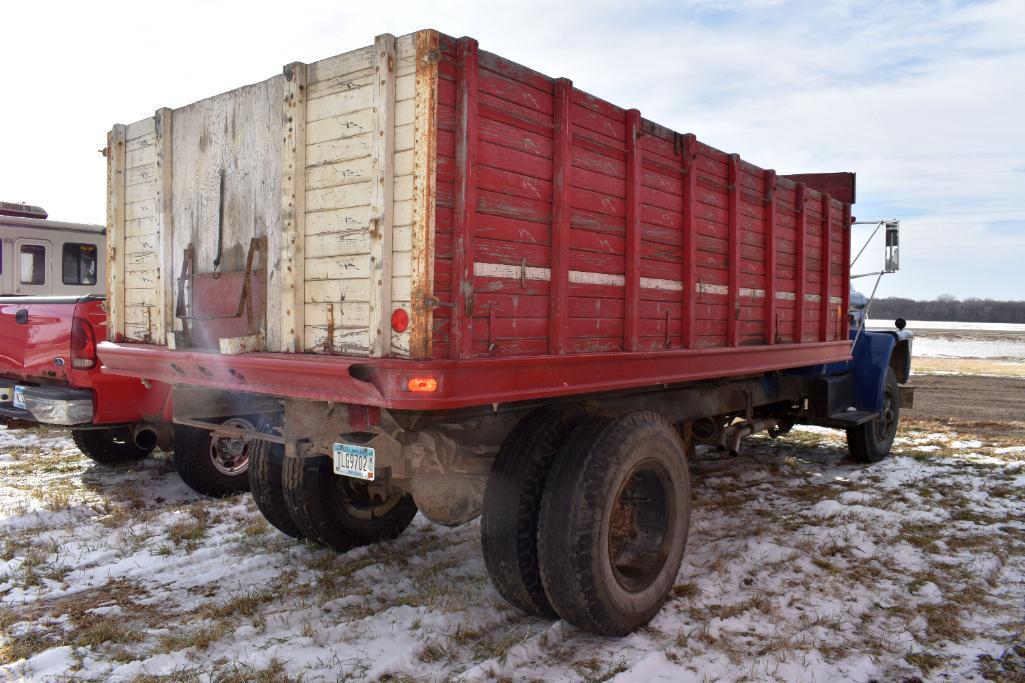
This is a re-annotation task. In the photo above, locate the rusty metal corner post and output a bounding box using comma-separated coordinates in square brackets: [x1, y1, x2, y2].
[450, 36, 480, 360]
[410, 29, 441, 360]
[548, 77, 573, 355]
[624, 108, 642, 352]
[680, 133, 698, 350]
[280, 60, 308, 354]
[726, 153, 741, 347]
[794, 182, 808, 343]
[763, 169, 778, 345]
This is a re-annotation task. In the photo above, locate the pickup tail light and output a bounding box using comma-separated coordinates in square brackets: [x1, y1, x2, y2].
[70, 317, 97, 369]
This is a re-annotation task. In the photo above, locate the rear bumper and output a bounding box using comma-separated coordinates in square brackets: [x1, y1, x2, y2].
[97, 340, 853, 411]
[0, 385, 94, 426]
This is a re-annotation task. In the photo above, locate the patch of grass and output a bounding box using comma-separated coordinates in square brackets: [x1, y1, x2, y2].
[418, 639, 448, 663]
[201, 588, 278, 620]
[166, 505, 210, 548]
[900, 520, 946, 550]
[671, 582, 698, 600]
[921, 603, 968, 643]
[574, 657, 630, 683]
[70, 616, 142, 648]
[905, 650, 945, 673]
[156, 620, 233, 653]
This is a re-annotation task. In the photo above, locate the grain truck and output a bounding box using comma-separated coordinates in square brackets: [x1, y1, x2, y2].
[97, 30, 912, 635]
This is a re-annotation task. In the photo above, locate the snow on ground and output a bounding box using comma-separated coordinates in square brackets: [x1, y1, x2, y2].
[2, 423, 1025, 682]
[868, 321, 1025, 333]
[865, 319, 1025, 365]
[911, 337, 1025, 361]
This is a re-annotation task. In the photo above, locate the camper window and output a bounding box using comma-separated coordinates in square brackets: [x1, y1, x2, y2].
[62, 243, 98, 286]
[20, 244, 46, 285]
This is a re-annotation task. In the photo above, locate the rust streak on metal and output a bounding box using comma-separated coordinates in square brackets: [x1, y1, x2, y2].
[324, 303, 335, 354]
[409, 29, 440, 360]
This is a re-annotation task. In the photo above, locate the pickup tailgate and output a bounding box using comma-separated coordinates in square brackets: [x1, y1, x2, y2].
[0, 296, 101, 382]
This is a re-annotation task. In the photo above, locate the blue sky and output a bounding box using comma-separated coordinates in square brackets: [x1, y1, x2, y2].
[1, 0, 1022, 300]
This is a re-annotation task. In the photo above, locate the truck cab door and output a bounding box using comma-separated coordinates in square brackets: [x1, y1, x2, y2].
[13, 238, 52, 296]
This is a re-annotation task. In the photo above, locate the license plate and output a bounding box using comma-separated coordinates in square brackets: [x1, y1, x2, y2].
[332, 443, 375, 481]
[12, 386, 25, 410]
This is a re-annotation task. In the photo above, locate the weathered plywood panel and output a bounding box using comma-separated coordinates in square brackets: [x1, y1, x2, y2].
[108, 31, 436, 358]
[169, 75, 285, 349]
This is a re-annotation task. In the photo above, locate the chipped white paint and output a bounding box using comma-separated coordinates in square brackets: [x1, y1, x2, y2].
[473, 262, 841, 303]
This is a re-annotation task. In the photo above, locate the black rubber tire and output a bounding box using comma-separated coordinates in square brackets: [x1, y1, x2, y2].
[847, 367, 901, 464]
[249, 438, 304, 539]
[481, 406, 587, 618]
[173, 423, 251, 498]
[282, 454, 418, 552]
[71, 428, 152, 465]
[538, 412, 692, 636]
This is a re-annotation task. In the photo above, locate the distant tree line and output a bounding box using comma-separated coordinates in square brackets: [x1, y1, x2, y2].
[870, 295, 1025, 323]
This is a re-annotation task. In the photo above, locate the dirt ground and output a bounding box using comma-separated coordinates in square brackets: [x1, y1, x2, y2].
[907, 374, 1025, 423]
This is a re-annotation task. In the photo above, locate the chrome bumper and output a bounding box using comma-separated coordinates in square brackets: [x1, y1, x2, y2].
[0, 385, 94, 426]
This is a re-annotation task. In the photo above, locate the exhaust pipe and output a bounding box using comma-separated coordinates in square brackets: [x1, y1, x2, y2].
[132, 424, 159, 451]
[719, 418, 779, 456]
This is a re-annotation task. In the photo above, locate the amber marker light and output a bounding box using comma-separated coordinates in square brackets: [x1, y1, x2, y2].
[407, 377, 439, 393]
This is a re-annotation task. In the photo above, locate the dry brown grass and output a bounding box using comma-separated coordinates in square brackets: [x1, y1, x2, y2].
[913, 357, 1025, 378]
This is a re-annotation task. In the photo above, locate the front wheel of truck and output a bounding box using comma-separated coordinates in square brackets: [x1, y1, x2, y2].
[72, 428, 153, 464]
[847, 367, 900, 464]
[281, 454, 418, 552]
[174, 418, 255, 497]
[538, 412, 692, 636]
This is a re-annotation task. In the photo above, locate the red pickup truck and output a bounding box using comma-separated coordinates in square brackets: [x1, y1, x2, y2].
[0, 204, 252, 496]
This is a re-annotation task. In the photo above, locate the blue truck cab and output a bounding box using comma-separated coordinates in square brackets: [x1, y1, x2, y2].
[788, 288, 914, 462]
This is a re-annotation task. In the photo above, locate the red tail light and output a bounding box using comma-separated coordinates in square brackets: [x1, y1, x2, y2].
[70, 317, 97, 369]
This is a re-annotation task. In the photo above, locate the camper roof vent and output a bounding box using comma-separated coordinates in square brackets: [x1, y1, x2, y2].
[0, 202, 48, 219]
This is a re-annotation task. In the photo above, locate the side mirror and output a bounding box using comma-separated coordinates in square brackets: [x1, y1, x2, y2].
[884, 220, 900, 273]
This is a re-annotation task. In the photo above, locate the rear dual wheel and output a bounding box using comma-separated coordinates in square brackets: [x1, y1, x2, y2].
[280, 454, 417, 552]
[482, 408, 692, 636]
[174, 417, 257, 497]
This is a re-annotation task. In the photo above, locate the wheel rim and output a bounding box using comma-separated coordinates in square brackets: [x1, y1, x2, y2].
[607, 458, 675, 593]
[210, 417, 256, 476]
[336, 476, 404, 521]
[875, 384, 898, 442]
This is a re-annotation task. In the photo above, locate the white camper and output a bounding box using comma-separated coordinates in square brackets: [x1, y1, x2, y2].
[0, 202, 106, 297]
